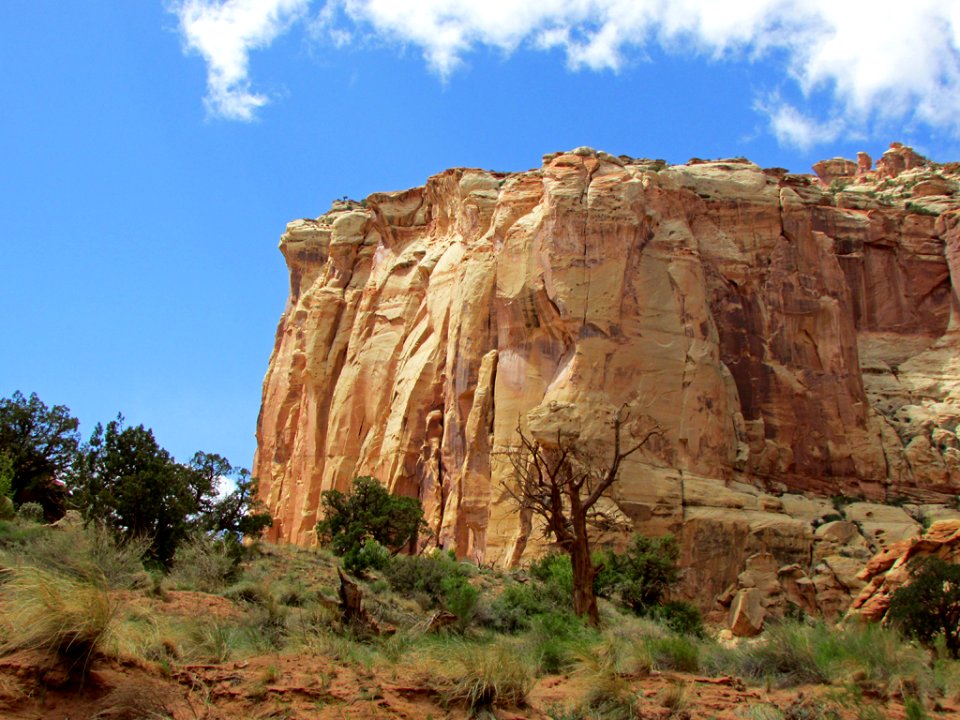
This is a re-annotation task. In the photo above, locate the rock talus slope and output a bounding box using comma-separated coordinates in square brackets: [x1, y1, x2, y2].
[255, 144, 960, 616]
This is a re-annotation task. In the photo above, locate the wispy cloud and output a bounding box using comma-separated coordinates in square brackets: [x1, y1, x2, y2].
[759, 99, 844, 151]
[172, 0, 960, 146]
[174, 0, 309, 120]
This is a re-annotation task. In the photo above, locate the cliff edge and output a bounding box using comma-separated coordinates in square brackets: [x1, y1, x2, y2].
[255, 143, 960, 621]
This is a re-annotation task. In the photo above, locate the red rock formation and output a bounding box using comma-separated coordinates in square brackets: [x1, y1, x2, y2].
[812, 157, 857, 184]
[254, 145, 960, 615]
[848, 519, 960, 623]
[876, 142, 930, 179]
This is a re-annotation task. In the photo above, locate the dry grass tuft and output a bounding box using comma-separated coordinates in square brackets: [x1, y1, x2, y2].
[92, 679, 177, 719]
[657, 680, 689, 716]
[0, 673, 27, 709]
[432, 640, 533, 712]
[0, 566, 117, 672]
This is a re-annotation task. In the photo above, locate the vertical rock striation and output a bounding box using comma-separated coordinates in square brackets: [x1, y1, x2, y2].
[255, 143, 960, 614]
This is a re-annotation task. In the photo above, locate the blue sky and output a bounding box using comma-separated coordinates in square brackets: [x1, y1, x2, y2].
[2, 1, 959, 471]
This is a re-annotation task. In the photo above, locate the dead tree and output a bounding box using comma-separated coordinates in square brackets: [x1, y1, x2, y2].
[503, 408, 660, 626]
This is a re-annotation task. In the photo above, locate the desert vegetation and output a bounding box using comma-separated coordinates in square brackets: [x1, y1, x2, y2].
[3, 507, 959, 718]
[1, 391, 960, 718]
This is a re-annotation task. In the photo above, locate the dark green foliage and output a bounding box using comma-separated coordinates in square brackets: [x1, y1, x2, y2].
[484, 583, 549, 633]
[69, 418, 202, 567]
[0, 457, 13, 521]
[354, 538, 391, 572]
[595, 534, 681, 615]
[528, 612, 591, 674]
[442, 575, 480, 629]
[905, 201, 939, 216]
[0, 391, 80, 519]
[316, 476, 425, 572]
[652, 600, 704, 637]
[199, 465, 272, 543]
[830, 494, 860, 513]
[67, 417, 270, 567]
[382, 550, 463, 603]
[16, 501, 45, 523]
[528, 553, 575, 608]
[0, 453, 13, 500]
[483, 560, 580, 634]
[888, 557, 960, 658]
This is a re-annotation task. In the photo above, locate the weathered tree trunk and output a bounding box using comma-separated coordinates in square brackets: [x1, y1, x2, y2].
[337, 568, 381, 635]
[571, 536, 600, 626]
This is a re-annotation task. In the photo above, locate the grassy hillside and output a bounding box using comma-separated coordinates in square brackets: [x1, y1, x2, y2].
[1, 516, 958, 719]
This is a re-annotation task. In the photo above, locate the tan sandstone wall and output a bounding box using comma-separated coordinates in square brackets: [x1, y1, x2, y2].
[254, 143, 960, 615]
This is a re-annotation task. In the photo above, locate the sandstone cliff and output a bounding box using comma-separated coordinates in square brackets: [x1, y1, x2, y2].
[255, 143, 960, 615]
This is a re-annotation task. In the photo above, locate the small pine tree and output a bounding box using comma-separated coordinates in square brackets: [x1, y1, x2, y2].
[316, 476, 425, 572]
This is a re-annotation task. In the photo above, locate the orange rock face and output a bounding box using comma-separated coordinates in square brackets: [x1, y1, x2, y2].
[255, 145, 960, 609]
[848, 519, 960, 623]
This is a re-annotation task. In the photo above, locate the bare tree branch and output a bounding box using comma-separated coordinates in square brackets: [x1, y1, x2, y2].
[498, 407, 662, 626]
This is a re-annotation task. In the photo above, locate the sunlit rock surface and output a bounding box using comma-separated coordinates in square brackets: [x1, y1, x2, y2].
[255, 143, 960, 618]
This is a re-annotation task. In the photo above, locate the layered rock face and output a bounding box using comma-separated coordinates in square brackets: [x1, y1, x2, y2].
[255, 143, 960, 615]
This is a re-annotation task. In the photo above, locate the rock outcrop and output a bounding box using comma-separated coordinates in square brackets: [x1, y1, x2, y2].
[255, 142, 960, 619]
[848, 519, 960, 623]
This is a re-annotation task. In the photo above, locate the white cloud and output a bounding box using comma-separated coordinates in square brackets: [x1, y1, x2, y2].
[172, 0, 960, 144]
[760, 98, 844, 150]
[175, 0, 310, 120]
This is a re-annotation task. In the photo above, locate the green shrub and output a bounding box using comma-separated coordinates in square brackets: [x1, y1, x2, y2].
[477, 555, 586, 635]
[704, 621, 828, 687]
[827, 622, 930, 694]
[244, 600, 289, 650]
[652, 600, 704, 637]
[905, 201, 939, 216]
[595, 534, 680, 615]
[573, 635, 643, 717]
[0, 496, 14, 521]
[316, 476, 425, 573]
[0, 518, 46, 547]
[383, 551, 463, 603]
[223, 579, 273, 605]
[16, 501, 44, 523]
[354, 538, 391, 572]
[484, 583, 553, 633]
[647, 634, 699, 672]
[528, 552, 574, 607]
[442, 575, 480, 630]
[830, 495, 860, 513]
[528, 612, 591, 675]
[888, 557, 960, 658]
[276, 581, 309, 607]
[703, 621, 933, 694]
[182, 621, 244, 663]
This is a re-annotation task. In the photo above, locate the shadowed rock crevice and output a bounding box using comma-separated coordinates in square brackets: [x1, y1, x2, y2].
[255, 143, 960, 619]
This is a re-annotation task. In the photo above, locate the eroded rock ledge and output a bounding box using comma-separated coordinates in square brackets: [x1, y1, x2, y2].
[255, 142, 960, 618]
